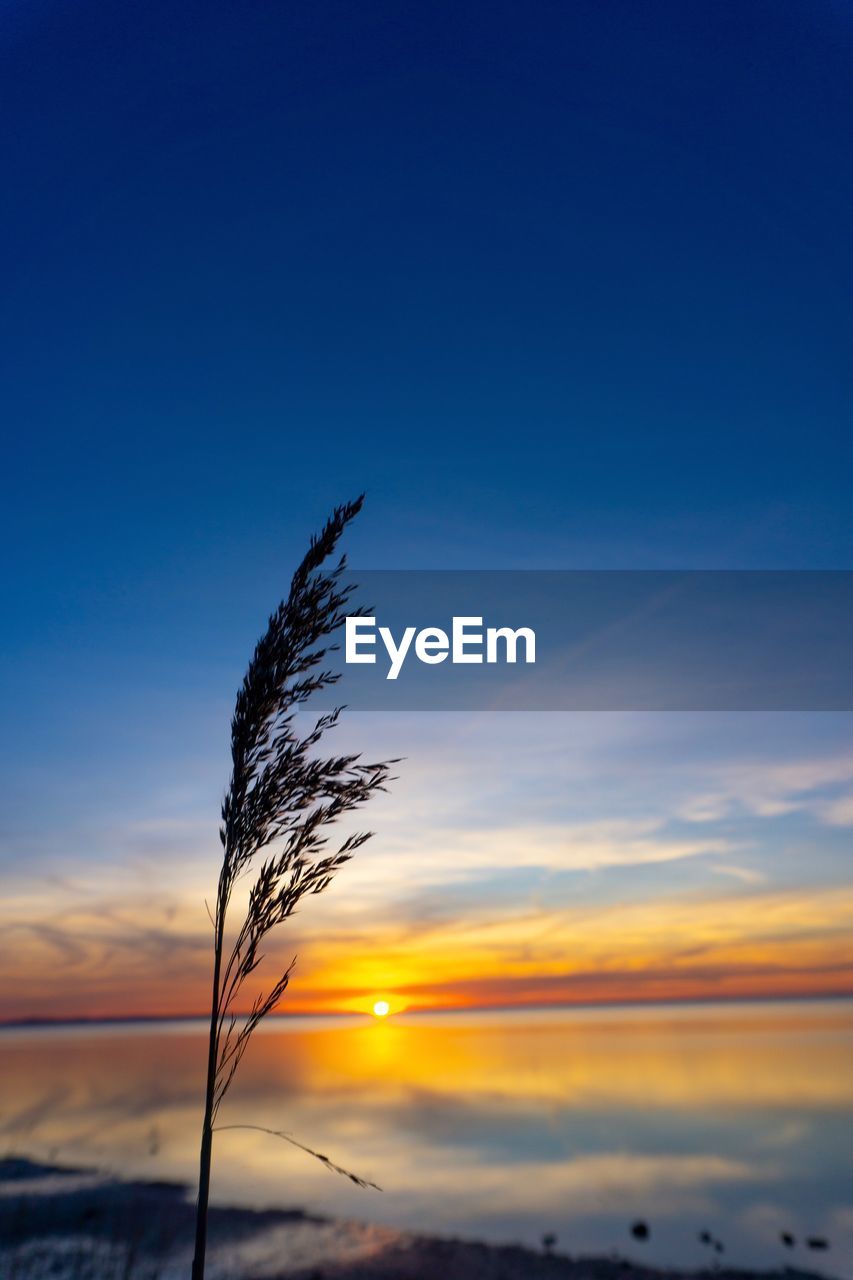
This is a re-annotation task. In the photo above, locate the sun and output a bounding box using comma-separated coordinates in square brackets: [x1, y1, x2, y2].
[372, 1000, 391, 1018]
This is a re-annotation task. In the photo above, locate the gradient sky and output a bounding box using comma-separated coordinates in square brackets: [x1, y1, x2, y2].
[2, 1, 852, 1020]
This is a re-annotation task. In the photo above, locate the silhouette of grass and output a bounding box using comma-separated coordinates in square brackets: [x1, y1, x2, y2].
[191, 497, 398, 1279]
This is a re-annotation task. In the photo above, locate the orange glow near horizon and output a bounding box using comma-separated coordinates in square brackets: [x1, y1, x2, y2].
[2, 879, 853, 1023]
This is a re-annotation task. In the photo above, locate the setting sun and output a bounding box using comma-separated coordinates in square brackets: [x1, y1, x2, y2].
[372, 1000, 391, 1018]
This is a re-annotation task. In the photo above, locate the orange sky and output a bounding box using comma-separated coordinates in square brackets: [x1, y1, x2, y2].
[4, 718, 853, 1023]
[3, 875, 852, 1022]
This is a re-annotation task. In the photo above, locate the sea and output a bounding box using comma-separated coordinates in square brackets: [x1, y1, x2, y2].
[1, 999, 851, 1275]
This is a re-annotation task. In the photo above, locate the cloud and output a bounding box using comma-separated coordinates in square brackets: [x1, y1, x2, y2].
[677, 753, 853, 827]
[3, 715, 853, 1019]
[818, 793, 853, 826]
[709, 863, 766, 885]
[341, 817, 738, 901]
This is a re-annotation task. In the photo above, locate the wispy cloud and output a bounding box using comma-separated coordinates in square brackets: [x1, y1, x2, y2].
[3, 716, 853, 1019]
[676, 753, 853, 826]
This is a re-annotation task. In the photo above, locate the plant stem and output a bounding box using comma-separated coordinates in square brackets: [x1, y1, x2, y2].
[191, 890, 225, 1280]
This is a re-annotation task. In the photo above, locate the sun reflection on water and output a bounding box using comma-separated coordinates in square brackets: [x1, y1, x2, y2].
[1, 1001, 851, 1272]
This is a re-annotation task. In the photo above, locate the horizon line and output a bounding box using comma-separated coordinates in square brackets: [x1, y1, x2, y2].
[3, 988, 852, 1031]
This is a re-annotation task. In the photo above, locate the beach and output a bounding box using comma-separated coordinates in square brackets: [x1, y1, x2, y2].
[1, 1158, 837, 1280]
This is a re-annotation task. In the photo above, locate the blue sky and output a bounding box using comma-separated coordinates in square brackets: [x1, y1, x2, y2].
[1, 1, 852, 1017]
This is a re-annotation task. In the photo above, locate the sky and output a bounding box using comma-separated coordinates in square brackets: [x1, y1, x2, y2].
[1, 0, 852, 1021]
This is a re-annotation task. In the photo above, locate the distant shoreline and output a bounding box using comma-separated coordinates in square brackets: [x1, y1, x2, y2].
[2, 990, 852, 1031]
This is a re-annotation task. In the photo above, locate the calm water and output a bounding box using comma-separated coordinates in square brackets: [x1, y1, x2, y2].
[1, 1001, 851, 1275]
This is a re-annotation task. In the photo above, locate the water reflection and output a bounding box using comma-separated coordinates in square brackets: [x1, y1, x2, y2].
[1, 1001, 851, 1273]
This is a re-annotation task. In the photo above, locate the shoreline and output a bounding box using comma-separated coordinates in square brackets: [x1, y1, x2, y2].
[0, 1158, 837, 1280]
[3, 992, 853, 1033]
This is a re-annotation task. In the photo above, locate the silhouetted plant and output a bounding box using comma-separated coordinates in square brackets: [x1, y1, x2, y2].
[191, 497, 396, 1280]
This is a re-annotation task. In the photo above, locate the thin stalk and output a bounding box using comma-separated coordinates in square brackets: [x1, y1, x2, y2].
[191, 887, 225, 1280]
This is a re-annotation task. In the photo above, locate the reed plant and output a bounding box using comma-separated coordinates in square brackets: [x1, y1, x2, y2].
[191, 497, 395, 1280]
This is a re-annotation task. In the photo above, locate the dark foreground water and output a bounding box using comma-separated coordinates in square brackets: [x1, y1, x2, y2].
[1, 1001, 851, 1275]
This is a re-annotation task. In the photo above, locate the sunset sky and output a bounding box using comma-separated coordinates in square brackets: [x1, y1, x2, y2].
[3, 708, 853, 1020]
[2, 1, 853, 1021]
